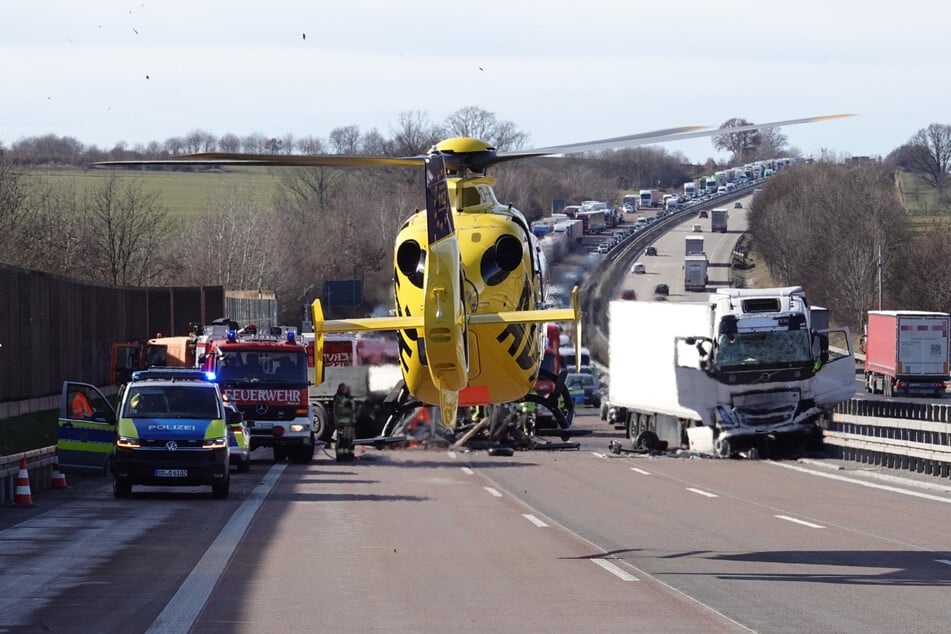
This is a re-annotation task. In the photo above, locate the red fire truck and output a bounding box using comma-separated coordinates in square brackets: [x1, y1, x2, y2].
[195, 322, 315, 463]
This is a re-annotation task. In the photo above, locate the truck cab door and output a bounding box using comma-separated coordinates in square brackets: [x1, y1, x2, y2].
[813, 327, 857, 407]
[110, 343, 142, 386]
[57, 382, 117, 475]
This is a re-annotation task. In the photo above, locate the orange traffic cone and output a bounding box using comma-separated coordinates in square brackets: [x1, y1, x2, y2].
[13, 457, 34, 507]
[50, 448, 68, 489]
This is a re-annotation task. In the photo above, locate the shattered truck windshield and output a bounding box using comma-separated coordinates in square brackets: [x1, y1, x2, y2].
[715, 330, 812, 369]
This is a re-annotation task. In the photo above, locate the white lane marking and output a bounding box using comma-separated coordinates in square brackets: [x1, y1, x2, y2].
[592, 558, 639, 582]
[147, 463, 286, 634]
[447, 451, 457, 460]
[630, 467, 651, 475]
[771, 461, 951, 504]
[936, 559, 951, 567]
[483, 487, 503, 498]
[461, 467, 474, 475]
[522, 514, 549, 528]
[775, 515, 825, 529]
[686, 487, 719, 498]
[591, 452, 606, 459]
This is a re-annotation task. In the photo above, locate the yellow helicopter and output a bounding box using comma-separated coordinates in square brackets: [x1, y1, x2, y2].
[98, 114, 850, 433]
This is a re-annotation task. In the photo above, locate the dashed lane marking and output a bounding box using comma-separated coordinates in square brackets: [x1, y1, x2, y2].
[591, 452, 606, 459]
[686, 487, 718, 498]
[522, 514, 548, 528]
[775, 515, 825, 529]
[592, 558, 639, 582]
[484, 487, 503, 498]
[461, 467, 474, 475]
[630, 467, 651, 475]
[447, 451, 457, 459]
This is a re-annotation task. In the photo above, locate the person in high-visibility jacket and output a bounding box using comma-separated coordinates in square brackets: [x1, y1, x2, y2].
[71, 389, 93, 419]
[333, 383, 355, 462]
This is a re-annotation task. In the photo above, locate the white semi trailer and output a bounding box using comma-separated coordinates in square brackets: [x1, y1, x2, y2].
[608, 286, 856, 457]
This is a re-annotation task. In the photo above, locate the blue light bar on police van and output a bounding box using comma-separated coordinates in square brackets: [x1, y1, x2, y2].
[131, 368, 214, 382]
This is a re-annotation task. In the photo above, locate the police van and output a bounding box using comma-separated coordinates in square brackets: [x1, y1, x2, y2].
[58, 369, 238, 498]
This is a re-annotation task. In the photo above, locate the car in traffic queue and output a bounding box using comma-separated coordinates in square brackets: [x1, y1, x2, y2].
[645, 245, 657, 256]
[565, 372, 601, 407]
[109, 369, 234, 498]
[631, 262, 646, 274]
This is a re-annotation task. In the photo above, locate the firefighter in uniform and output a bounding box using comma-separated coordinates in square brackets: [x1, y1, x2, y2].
[333, 382, 355, 462]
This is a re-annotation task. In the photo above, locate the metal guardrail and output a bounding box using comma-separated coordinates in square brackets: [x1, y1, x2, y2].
[0, 446, 56, 506]
[826, 399, 951, 478]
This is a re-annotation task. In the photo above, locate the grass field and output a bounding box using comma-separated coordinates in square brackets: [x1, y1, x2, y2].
[0, 410, 59, 456]
[897, 171, 951, 231]
[29, 166, 285, 218]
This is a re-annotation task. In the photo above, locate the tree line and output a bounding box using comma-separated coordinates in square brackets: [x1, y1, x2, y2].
[2, 111, 950, 331]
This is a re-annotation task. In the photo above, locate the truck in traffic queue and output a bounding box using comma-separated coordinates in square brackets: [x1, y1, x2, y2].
[683, 254, 708, 292]
[639, 189, 663, 209]
[608, 287, 856, 458]
[710, 208, 728, 233]
[683, 182, 697, 199]
[577, 209, 607, 234]
[863, 311, 951, 397]
[685, 235, 705, 256]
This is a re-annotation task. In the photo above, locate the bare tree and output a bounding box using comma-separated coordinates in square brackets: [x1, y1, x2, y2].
[748, 163, 908, 328]
[168, 185, 284, 291]
[184, 130, 217, 153]
[754, 128, 788, 160]
[0, 158, 30, 263]
[712, 118, 758, 163]
[443, 106, 529, 151]
[387, 111, 444, 157]
[83, 175, 170, 285]
[241, 133, 266, 153]
[908, 123, 951, 190]
[329, 126, 361, 154]
[296, 135, 325, 155]
[219, 134, 242, 153]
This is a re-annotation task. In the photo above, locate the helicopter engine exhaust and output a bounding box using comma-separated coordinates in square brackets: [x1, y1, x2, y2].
[481, 235, 522, 286]
[396, 239, 425, 287]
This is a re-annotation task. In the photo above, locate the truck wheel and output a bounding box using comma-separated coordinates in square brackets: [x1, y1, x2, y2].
[884, 376, 893, 398]
[289, 438, 315, 464]
[313, 405, 335, 443]
[715, 438, 733, 458]
[634, 430, 660, 451]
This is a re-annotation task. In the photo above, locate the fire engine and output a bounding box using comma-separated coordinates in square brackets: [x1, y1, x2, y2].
[195, 321, 315, 463]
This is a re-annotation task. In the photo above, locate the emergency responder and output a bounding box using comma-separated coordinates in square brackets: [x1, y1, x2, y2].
[333, 382, 355, 462]
[71, 389, 93, 419]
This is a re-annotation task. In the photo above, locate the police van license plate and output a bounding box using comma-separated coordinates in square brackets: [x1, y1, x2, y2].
[154, 469, 187, 477]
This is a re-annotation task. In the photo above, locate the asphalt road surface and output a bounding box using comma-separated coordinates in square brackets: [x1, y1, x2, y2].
[3, 407, 950, 633]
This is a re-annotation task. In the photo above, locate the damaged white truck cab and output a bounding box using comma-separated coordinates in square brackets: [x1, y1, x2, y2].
[609, 286, 856, 458]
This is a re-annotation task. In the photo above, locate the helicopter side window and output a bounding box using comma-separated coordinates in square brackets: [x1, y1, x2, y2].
[461, 187, 482, 209]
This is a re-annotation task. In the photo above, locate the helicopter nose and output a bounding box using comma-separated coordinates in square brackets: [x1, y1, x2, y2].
[396, 239, 425, 288]
[480, 234, 523, 286]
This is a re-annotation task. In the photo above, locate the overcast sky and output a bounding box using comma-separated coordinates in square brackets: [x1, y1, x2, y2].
[2, 1, 946, 163]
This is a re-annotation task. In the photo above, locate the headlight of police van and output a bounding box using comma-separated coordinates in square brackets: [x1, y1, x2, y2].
[116, 436, 140, 449]
[290, 423, 306, 433]
[203, 436, 228, 449]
